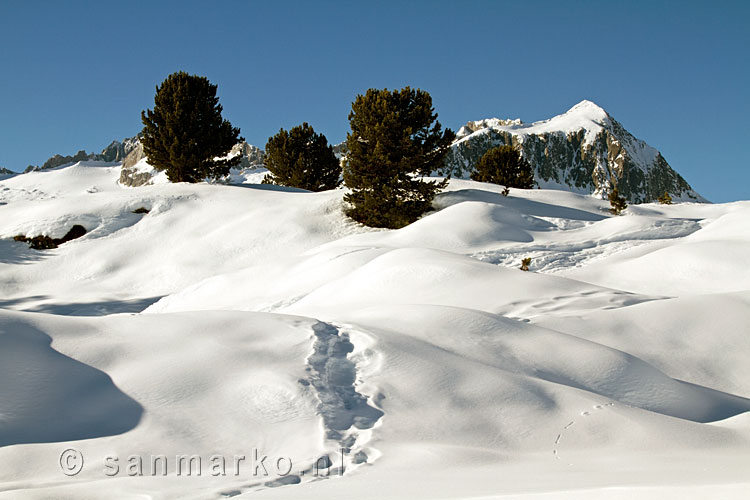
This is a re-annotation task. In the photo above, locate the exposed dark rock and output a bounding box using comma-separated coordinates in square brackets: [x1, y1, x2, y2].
[0, 167, 17, 179]
[229, 141, 265, 169]
[25, 135, 142, 172]
[12, 224, 87, 250]
[441, 101, 704, 203]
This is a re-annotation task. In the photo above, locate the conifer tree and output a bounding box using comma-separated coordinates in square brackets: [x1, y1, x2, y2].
[343, 87, 455, 229]
[470, 145, 535, 189]
[262, 123, 341, 191]
[608, 185, 628, 215]
[141, 71, 242, 183]
[658, 191, 673, 205]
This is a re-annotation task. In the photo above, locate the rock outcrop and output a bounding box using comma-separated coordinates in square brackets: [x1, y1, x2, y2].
[441, 100, 704, 203]
[26, 135, 142, 173]
[229, 141, 265, 169]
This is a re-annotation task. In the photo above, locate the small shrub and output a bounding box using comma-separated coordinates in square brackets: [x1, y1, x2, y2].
[501, 186, 510, 197]
[608, 186, 627, 215]
[58, 224, 87, 244]
[657, 191, 673, 205]
[29, 235, 58, 250]
[132, 207, 150, 214]
[470, 145, 535, 189]
[520, 257, 531, 271]
[12, 224, 87, 250]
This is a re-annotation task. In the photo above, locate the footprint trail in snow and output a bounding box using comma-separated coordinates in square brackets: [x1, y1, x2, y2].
[306, 322, 384, 471]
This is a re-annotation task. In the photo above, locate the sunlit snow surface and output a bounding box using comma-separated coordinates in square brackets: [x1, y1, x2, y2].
[0, 163, 748, 499]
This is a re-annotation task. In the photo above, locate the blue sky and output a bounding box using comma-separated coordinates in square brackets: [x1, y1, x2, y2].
[1, 0, 747, 202]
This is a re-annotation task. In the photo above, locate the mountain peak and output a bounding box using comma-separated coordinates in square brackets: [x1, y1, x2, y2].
[567, 99, 608, 116]
[553, 99, 610, 125]
[442, 101, 704, 203]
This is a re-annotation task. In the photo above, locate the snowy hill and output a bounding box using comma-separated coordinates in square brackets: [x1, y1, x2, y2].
[0, 163, 748, 499]
[442, 100, 705, 203]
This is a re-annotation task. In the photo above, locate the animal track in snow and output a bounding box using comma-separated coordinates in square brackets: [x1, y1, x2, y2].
[552, 402, 615, 463]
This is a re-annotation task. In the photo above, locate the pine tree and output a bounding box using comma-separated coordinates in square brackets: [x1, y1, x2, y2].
[141, 71, 242, 183]
[343, 87, 455, 228]
[262, 123, 341, 191]
[470, 145, 535, 189]
[658, 191, 673, 205]
[608, 185, 628, 215]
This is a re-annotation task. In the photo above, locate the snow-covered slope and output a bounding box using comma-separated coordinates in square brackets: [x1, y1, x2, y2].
[0, 163, 748, 499]
[443, 100, 704, 203]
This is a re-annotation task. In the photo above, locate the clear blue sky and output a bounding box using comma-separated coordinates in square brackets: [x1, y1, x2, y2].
[1, 0, 747, 202]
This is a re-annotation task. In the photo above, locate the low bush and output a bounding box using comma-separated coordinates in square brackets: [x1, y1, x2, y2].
[657, 191, 673, 205]
[608, 186, 627, 215]
[12, 224, 87, 250]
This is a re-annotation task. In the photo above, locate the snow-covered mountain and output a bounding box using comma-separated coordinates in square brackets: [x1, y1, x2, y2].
[442, 100, 704, 203]
[23, 135, 142, 173]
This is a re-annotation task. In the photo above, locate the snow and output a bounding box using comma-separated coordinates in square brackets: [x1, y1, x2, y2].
[0, 162, 748, 499]
[455, 100, 662, 177]
[455, 100, 611, 147]
[515, 100, 611, 142]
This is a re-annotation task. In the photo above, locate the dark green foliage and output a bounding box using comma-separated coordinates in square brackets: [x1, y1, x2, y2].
[141, 71, 242, 183]
[470, 145, 535, 189]
[14, 233, 57, 249]
[343, 87, 455, 229]
[13, 224, 87, 250]
[28, 235, 58, 250]
[59, 224, 87, 243]
[261, 123, 341, 191]
[520, 257, 531, 271]
[608, 185, 628, 215]
[658, 191, 673, 205]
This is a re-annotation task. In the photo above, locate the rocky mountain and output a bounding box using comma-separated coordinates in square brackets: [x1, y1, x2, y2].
[440, 100, 704, 203]
[24, 136, 142, 173]
[0, 167, 16, 181]
[229, 141, 265, 169]
[118, 139, 266, 186]
[18, 134, 265, 187]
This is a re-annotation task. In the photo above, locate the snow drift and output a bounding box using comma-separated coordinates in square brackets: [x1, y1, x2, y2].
[0, 163, 748, 499]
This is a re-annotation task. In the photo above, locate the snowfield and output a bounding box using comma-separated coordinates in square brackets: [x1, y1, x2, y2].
[0, 162, 748, 499]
